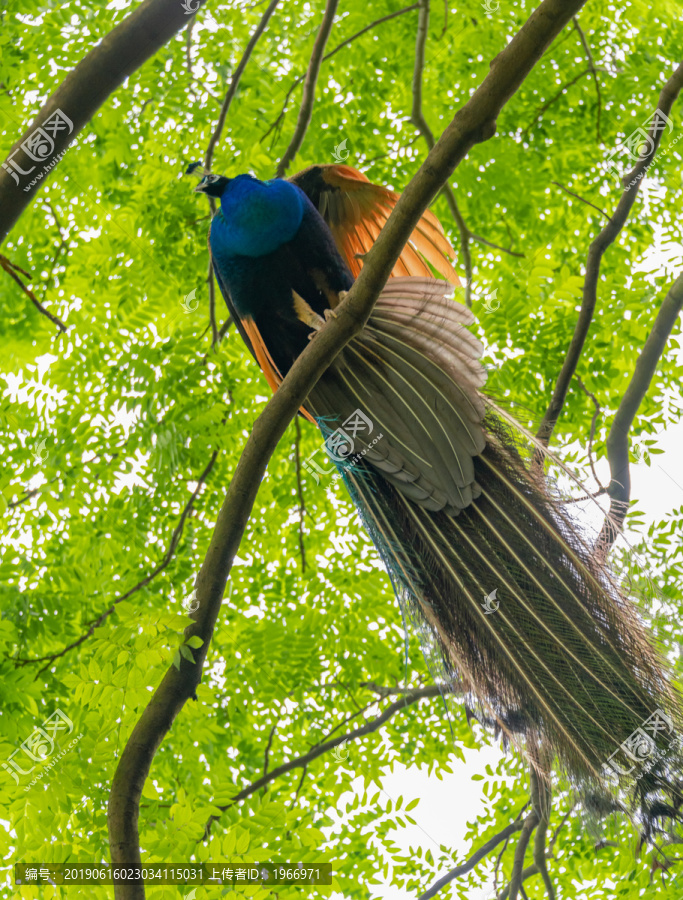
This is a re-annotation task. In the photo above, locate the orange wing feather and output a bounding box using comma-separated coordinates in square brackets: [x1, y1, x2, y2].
[311, 165, 460, 284]
[242, 317, 316, 425]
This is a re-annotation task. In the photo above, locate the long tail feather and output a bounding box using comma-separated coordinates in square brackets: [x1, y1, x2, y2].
[337, 414, 683, 835]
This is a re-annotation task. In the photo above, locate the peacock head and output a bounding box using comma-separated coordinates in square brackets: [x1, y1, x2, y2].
[194, 173, 231, 198]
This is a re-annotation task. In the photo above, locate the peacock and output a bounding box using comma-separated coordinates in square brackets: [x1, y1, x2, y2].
[191, 161, 683, 837]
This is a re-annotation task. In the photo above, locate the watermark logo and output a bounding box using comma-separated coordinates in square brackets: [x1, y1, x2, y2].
[605, 109, 676, 186]
[2, 109, 74, 190]
[32, 437, 48, 464]
[331, 740, 349, 762]
[1, 709, 83, 790]
[482, 589, 499, 614]
[181, 288, 199, 313]
[602, 708, 678, 780]
[182, 590, 200, 614]
[181, 0, 201, 13]
[304, 409, 384, 484]
[632, 441, 650, 465]
[481, 288, 500, 313]
[332, 138, 349, 164]
[481, 0, 499, 13]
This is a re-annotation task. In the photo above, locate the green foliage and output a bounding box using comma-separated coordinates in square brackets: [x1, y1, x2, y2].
[1, 0, 683, 898]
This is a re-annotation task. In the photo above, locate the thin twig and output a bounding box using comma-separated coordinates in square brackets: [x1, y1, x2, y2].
[324, 3, 419, 63]
[290, 764, 308, 806]
[573, 17, 603, 143]
[262, 4, 419, 145]
[263, 720, 278, 777]
[276, 0, 339, 177]
[410, 0, 473, 304]
[207, 258, 219, 348]
[0, 254, 67, 333]
[575, 375, 605, 490]
[470, 232, 525, 258]
[522, 69, 591, 138]
[551, 181, 611, 222]
[548, 802, 576, 852]
[201, 4, 280, 344]
[294, 417, 307, 572]
[204, 684, 445, 841]
[205, 0, 280, 172]
[14, 453, 218, 672]
[418, 819, 526, 900]
[534, 60, 683, 460]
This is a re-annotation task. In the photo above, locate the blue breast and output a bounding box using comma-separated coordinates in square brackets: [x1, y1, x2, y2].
[210, 175, 305, 258]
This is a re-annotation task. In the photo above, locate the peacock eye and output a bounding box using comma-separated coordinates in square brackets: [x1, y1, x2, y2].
[206, 174, 219, 183]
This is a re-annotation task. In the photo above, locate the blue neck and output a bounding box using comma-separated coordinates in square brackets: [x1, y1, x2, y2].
[211, 175, 305, 257]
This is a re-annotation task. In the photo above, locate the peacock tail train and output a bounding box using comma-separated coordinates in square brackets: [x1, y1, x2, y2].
[195, 163, 683, 838]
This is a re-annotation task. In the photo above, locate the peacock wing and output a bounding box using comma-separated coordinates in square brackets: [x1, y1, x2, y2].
[289, 165, 460, 284]
[304, 276, 487, 514]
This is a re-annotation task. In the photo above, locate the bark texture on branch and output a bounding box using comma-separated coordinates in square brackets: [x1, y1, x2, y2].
[534, 60, 683, 454]
[0, 0, 208, 244]
[107, 1, 589, 894]
[597, 272, 683, 552]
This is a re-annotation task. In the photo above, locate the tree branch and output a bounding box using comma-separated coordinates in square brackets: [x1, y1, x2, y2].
[0, 253, 67, 333]
[418, 818, 526, 900]
[522, 68, 591, 139]
[508, 805, 540, 900]
[263, 4, 419, 147]
[0, 0, 208, 243]
[534, 60, 683, 456]
[275, 0, 339, 178]
[573, 17, 603, 143]
[575, 374, 605, 491]
[106, 2, 590, 892]
[597, 271, 683, 553]
[530, 768, 555, 900]
[411, 0, 473, 305]
[294, 417, 307, 572]
[204, 684, 446, 841]
[551, 181, 610, 221]
[14, 452, 218, 673]
[204, 0, 280, 172]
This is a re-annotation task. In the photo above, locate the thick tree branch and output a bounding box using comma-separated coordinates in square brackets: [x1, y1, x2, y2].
[107, 2, 590, 893]
[534, 60, 683, 455]
[0, 0, 208, 243]
[508, 805, 540, 900]
[597, 271, 683, 552]
[276, 0, 339, 178]
[530, 769, 555, 900]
